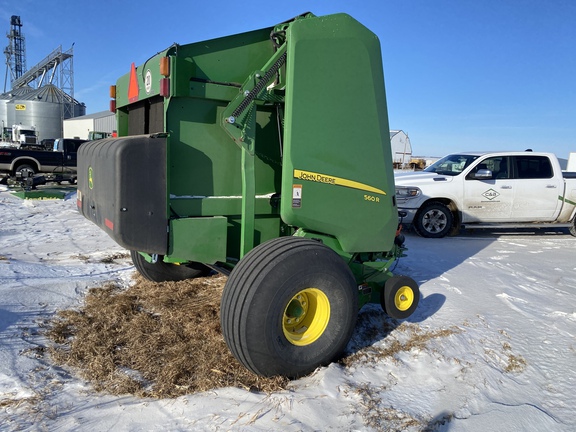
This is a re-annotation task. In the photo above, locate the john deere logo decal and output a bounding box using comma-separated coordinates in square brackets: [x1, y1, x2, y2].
[482, 188, 499, 200]
[88, 166, 94, 190]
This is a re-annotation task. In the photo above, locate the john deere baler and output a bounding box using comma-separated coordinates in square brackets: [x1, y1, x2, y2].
[77, 12, 419, 378]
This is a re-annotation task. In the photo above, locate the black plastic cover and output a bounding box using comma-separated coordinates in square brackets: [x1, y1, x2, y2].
[77, 135, 168, 254]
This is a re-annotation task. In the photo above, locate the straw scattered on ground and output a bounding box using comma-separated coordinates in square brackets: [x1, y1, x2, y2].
[46, 274, 288, 398]
[46, 273, 462, 401]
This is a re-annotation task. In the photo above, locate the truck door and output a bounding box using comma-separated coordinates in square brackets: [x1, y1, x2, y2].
[64, 140, 78, 169]
[463, 156, 514, 222]
[509, 155, 561, 221]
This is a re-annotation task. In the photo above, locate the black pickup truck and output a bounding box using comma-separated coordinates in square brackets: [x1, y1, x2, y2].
[0, 138, 87, 182]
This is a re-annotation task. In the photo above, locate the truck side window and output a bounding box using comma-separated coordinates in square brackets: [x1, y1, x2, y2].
[491, 157, 509, 179]
[513, 156, 553, 179]
[466, 156, 509, 180]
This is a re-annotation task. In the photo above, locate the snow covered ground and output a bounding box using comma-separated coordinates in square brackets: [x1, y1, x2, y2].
[1, 187, 575, 431]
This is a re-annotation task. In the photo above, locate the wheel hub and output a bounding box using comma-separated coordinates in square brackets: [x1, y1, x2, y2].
[424, 210, 447, 233]
[285, 299, 305, 319]
[394, 286, 414, 311]
[283, 288, 330, 346]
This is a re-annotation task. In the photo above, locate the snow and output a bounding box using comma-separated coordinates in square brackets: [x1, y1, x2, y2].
[1, 187, 575, 431]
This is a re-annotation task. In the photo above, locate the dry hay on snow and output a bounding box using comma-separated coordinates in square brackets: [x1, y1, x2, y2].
[46, 273, 288, 398]
[46, 273, 459, 401]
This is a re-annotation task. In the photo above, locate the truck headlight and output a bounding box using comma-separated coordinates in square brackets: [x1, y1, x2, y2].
[395, 187, 421, 199]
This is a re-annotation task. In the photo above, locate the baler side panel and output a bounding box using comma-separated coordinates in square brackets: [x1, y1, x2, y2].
[167, 101, 281, 200]
[281, 14, 397, 253]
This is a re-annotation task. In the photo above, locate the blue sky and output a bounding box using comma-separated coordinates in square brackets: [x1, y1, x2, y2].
[1, 0, 575, 159]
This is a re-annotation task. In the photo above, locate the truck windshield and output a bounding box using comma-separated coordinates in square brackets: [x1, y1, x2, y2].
[424, 154, 479, 176]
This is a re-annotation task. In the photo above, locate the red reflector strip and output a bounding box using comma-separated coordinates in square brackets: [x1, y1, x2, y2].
[105, 218, 114, 230]
[110, 99, 116, 112]
[160, 78, 170, 97]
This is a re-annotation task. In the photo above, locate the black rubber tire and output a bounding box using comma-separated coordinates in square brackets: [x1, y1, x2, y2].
[381, 275, 420, 319]
[221, 237, 358, 378]
[414, 202, 454, 238]
[130, 250, 210, 282]
[14, 163, 36, 178]
[569, 219, 576, 237]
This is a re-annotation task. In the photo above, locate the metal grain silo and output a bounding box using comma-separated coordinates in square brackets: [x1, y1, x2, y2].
[8, 84, 85, 141]
[1, 86, 34, 139]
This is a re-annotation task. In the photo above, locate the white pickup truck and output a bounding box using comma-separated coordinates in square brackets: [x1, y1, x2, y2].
[394, 151, 576, 237]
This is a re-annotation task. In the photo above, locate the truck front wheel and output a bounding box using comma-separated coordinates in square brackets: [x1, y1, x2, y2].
[414, 202, 454, 238]
[570, 219, 576, 237]
[130, 250, 210, 282]
[221, 237, 358, 378]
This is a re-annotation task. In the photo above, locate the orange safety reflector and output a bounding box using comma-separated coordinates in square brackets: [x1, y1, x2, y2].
[109, 85, 116, 99]
[128, 63, 139, 103]
[160, 56, 170, 76]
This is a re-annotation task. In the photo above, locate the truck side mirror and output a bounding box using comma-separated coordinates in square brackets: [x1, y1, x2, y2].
[472, 169, 493, 180]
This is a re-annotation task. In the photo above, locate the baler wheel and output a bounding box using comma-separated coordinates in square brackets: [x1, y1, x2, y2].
[221, 237, 358, 378]
[381, 275, 420, 319]
[130, 250, 210, 282]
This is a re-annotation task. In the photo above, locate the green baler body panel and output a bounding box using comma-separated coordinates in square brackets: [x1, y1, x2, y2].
[79, 13, 398, 264]
[281, 14, 397, 253]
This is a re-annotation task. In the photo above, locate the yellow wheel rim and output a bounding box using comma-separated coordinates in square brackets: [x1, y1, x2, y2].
[282, 288, 330, 346]
[395, 286, 414, 311]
